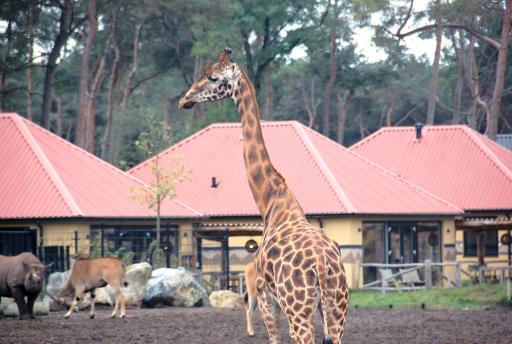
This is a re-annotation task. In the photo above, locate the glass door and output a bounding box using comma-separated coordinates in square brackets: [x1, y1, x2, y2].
[387, 222, 417, 264]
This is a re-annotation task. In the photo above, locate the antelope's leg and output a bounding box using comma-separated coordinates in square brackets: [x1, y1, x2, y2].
[118, 290, 126, 318]
[65, 287, 84, 319]
[89, 289, 96, 319]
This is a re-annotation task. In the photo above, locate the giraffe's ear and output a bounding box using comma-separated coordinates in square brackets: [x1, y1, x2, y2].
[219, 48, 233, 65]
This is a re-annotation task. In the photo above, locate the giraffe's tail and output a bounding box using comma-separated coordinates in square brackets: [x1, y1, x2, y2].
[316, 250, 333, 344]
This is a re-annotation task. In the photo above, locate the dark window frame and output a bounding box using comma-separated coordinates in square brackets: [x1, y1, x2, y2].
[463, 230, 499, 257]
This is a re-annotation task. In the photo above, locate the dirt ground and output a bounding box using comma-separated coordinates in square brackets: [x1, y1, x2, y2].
[0, 306, 511, 344]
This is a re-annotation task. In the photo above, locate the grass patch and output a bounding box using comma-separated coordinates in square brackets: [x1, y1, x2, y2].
[349, 284, 512, 310]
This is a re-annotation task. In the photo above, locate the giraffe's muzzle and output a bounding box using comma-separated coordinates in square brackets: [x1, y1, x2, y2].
[179, 97, 195, 109]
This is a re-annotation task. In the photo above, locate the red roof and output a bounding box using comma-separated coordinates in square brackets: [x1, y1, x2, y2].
[350, 125, 512, 211]
[130, 121, 461, 216]
[0, 113, 200, 219]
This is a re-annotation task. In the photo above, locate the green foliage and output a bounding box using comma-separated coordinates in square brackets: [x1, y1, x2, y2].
[2, 0, 512, 164]
[349, 284, 512, 310]
[89, 237, 136, 265]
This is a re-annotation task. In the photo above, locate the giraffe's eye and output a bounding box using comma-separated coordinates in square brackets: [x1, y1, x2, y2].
[208, 76, 219, 82]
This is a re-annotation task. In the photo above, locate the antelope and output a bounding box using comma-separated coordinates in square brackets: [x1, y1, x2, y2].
[57, 256, 127, 319]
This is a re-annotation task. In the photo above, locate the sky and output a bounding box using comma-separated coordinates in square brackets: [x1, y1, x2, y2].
[289, 0, 438, 63]
[2, 0, 439, 65]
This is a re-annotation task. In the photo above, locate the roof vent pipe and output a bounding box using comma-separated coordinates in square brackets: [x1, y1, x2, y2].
[211, 177, 219, 188]
[415, 122, 424, 140]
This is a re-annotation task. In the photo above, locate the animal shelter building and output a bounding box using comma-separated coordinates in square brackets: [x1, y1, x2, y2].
[3, 112, 510, 289]
[129, 121, 465, 288]
[351, 124, 512, 279]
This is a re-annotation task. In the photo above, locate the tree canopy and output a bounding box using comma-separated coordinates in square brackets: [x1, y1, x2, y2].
[1, 0, 511, 169]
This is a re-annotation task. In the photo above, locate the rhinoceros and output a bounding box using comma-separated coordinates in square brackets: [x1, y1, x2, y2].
[0, 252, 50, 319]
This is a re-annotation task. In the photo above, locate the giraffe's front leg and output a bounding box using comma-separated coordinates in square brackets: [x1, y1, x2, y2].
[256, 287, 281, 344]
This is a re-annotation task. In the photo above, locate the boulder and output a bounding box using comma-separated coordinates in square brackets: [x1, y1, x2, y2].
[46, 270, 91, 310]
[90, 262, 153, 308]
[1, 296, 50, 317]
[209, 290, 244, 308]
[46, 271, 70, 299]
[143, 267, 208, 307]
[124, 262, 152, 307]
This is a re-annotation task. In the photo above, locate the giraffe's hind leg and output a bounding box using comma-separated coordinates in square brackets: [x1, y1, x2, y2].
[282, 288, 317, 344]
[256, 288, 281, 344]
[319, 279, 349, 344]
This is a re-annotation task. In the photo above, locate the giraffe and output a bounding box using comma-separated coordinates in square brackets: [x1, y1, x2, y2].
[179, 48, 348, 344]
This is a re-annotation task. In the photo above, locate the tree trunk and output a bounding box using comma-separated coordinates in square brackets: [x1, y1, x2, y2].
[453, 31, 488, 128]
[111, 23, 143, 163]
[26, 3, 34, 121]
[321, 0, 338, 137]
[336, 90, 353, 145]
[76, 0, 98, 149]
[65, 120, 73, 141]
[302, 77, 319, 128]
[487, 0, 512, 141]
[452, 66, 463, 124]
[264, 82, 273, 121]
[165, 98, 174, 128]
[56, 96, 64, 136]
[41, 0, 74, 129]
[426, 0, 443, 125]
[357, 106, 365, 139]
[100, 25, 120, 160]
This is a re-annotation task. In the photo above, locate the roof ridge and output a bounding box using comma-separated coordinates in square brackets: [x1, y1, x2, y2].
[20, 116, 203, 215]
[20, 116, 152, 188]
[348, 127, 384, 150]
[172, 199, 203, 216]
[12, 115, 82, 215]
[461, 126, 512, 182]
[293, 123, 355, 213]
[304, 124, 462, 213]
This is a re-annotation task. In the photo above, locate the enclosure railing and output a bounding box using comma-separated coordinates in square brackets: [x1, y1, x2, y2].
[477, 264, 512, 285]
[361, 260, 463, 291]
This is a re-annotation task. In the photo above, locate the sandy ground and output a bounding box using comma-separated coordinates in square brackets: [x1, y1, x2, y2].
[0, 306, 511, 344]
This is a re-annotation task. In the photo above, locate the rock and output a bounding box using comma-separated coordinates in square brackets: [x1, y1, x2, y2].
[209, 290, 244, 308]
[46, 271, 70, 299]
[1, 296, 50, 317]
[124, 262, 152, 307]
[46, 270, 91, 310]
[143, 267, 208, 307]
[90, 262, 153, 308]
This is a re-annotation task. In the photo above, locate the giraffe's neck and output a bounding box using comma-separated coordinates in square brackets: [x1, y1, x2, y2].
[232, 68, 304, 225]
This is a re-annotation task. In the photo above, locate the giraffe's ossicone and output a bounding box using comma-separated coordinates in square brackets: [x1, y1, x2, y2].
[180, 48, 348, 344]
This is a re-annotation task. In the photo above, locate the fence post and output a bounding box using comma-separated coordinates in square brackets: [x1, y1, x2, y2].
[425, 260, 432, 288]
[239, 274, 244, 296]
[479, 266, 484, 285]
[165, 224, 170, 268]
[100, 226, 105, 257]
[455, 261, 462, 288]
[507, 278, 511, 302]
[74, 231, 78, 255]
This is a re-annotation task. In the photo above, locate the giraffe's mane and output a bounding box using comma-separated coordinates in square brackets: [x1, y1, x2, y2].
[201, 61, 215, 78]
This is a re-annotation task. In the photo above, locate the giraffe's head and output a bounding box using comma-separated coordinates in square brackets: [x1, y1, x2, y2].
[179, 48, 241, 109]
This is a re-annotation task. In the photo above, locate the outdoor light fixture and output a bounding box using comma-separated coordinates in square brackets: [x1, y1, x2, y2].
[501, 233, 511, 245]
[245, 239, 258, 253]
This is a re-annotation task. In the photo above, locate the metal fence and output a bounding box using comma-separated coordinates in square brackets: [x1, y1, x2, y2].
[361, 260, 463, 291]
[38, 226, 183, 276]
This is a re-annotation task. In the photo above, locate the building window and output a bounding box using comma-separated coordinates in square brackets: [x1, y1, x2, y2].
[463, 230, 498, 257]
[362, 222, 385, 284]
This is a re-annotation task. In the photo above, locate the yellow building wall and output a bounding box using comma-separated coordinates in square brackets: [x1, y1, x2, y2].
[319, 217, 363, 289]
[0, 222, 90, 258]
[454, 228, 511, 282]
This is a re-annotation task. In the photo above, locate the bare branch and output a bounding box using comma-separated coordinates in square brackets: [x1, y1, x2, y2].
[396, 0, 415, 37]
[395, 23, 501, 49]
